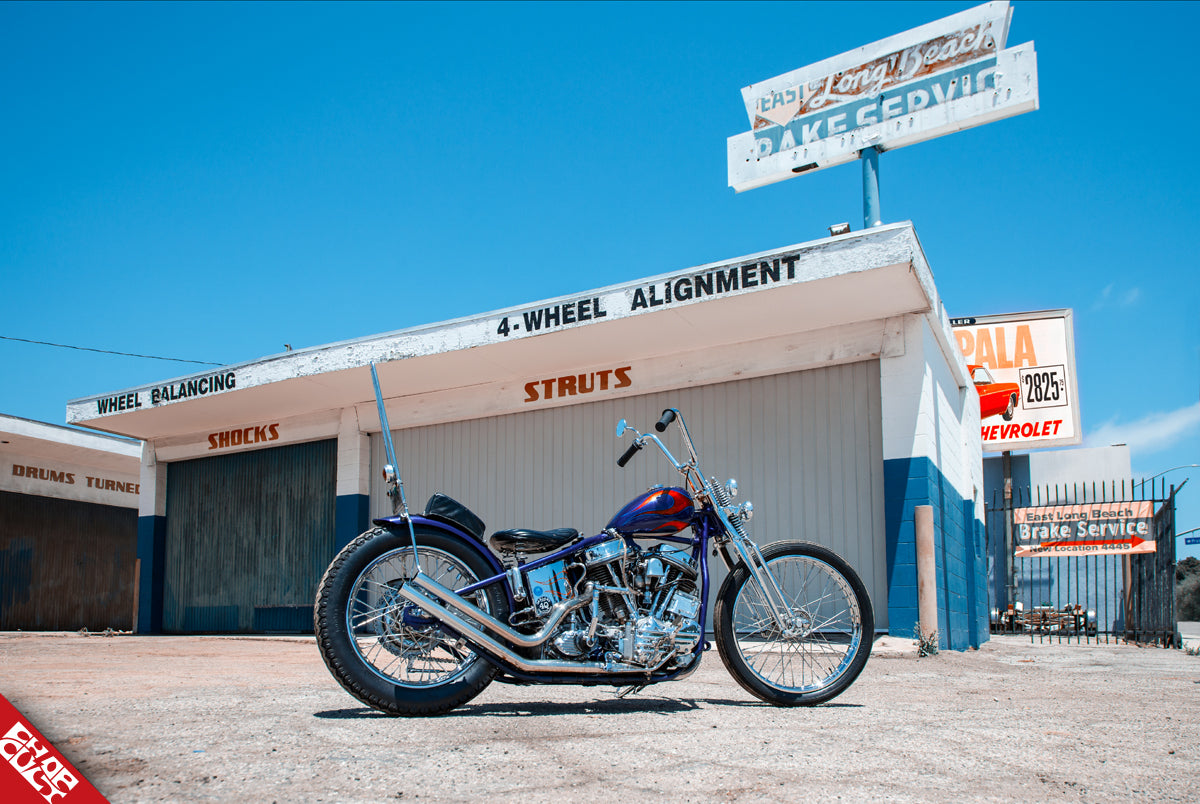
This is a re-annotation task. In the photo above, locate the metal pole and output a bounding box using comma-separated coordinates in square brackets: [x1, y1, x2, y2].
[861, 145, 882, 228]
[915, 505, 938, 647]
[1003, 450, 1016, 611]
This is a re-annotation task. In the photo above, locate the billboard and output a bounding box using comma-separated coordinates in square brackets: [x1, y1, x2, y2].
[951, 309, 1081, 452]
[728, 1, 1038, 192]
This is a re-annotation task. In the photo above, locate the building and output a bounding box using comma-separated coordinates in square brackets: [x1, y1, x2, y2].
[0, 415, 142, 630]
[67, 222, 987, 648]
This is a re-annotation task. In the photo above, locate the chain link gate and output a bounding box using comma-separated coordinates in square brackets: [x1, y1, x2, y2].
[987, 479, 1179, 646]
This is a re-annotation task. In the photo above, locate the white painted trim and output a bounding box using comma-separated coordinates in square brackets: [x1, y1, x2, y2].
[140, 443, 167, 518]
[337, 407, 370, 498]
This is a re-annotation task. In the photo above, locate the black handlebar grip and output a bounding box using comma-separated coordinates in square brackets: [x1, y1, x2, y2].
[617, 441, 642, 468]
[655, 409, 677, 432]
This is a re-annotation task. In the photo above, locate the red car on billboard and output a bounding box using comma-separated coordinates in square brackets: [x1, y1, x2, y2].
[969, 364, 1019, 421]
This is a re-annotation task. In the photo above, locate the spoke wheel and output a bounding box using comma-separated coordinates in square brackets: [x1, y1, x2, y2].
[715, 541, 873, 706]
[347, 544, 487, 688]
[315, 527, 507, 716]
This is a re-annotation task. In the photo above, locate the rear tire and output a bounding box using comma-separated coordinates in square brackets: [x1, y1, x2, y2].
[314, 526, 507, 716]
[715, 541, 873, 706]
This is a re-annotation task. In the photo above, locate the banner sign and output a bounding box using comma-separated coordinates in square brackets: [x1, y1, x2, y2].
[951, 309, 1081, 452]
[1014, 502, 1156, 558]
[71, 242, 813, 423]
[728, 1, 1038, 192]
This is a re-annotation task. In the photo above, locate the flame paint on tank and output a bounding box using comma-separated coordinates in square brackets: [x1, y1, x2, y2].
[606, 487, 694, 535]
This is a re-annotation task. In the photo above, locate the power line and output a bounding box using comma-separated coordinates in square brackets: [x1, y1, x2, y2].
[1, 335, 223, 366]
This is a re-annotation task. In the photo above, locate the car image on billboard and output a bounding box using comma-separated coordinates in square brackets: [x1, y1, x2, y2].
[970, 364, 1020, 421]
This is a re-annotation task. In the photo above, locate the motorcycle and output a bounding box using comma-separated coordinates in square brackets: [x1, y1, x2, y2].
[314, 364, 874, 716]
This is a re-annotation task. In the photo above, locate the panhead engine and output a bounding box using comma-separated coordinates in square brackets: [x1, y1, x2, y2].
[507, 529, 702, 673]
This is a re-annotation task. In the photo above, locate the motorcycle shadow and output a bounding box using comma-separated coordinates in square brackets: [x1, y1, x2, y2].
[314, 697, 860, 720]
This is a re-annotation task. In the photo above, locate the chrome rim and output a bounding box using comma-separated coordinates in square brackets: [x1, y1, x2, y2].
[346, 546, 488, 688]
[731, 554, 862, 694]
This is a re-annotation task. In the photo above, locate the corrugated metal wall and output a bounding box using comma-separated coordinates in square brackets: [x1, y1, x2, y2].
[0, 489, 137, 631]
[370, 362, 887, 627]
[162, 439, 336, 633]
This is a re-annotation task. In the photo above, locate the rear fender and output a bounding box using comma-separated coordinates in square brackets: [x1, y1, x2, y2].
[371, 514, 506, 578]
[371, 515, 514, 614]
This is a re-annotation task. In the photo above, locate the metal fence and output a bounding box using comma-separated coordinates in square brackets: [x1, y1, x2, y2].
[987, 479, 1179, 646]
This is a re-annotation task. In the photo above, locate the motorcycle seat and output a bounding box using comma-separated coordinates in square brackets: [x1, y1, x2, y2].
[488, 527, 580, 555]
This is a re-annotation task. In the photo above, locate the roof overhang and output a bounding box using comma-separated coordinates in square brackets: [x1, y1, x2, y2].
[1, 415, 140, 464]
[68, 222, 947, 441]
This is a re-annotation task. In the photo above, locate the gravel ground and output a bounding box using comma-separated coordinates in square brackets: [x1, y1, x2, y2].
[1, 631, 1198, 803]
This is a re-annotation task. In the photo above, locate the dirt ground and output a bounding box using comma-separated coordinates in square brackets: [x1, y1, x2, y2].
[1, 631, 1197, 803]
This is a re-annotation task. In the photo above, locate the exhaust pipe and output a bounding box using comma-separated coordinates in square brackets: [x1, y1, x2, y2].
[409, 571, 592, 649]
[397, 578, 652, 676]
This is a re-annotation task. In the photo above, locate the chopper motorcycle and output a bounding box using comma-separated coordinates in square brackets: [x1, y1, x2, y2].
[314, 364, 873, 716]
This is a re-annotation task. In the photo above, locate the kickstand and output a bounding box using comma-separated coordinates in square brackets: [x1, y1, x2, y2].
[615, 684, 646, 699]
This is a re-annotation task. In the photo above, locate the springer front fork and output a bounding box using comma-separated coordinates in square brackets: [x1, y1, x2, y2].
[710, 513, 807, 638]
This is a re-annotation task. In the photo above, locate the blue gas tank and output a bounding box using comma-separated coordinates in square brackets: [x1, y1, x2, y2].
[605, 486, 694, 535]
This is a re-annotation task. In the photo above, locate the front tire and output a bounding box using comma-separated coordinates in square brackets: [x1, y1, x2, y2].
[314, 526, 507, 716]
[715, 541, 873, 706]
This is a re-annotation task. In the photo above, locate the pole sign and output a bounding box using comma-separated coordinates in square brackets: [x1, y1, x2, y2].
[728, 1, 1038, 192]
[951, 309, 1081, 452]
[1014, 502, 1156, 558]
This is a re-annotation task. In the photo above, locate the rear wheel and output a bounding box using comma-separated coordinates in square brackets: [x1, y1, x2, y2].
[715, 541, 873, 706]
[314, 526, 506, 716]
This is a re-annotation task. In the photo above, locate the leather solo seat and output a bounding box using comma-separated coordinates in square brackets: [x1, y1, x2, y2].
[488, 528, 581, 555]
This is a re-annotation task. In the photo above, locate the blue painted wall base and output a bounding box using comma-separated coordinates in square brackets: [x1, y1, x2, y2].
[335, 494, 370, 553]
[884, 457, 987, 650]
[136, 514, 166, 634]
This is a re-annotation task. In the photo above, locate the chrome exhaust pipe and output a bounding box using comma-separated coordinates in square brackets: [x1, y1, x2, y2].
[409, 571, 592, 649]
[396, 580, 650, 675]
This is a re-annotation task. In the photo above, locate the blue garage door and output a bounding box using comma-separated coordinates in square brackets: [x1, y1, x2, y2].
[163, 439, 336, 633]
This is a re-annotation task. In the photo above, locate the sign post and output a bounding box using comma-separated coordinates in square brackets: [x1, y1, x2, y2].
[862, 146, 881, 228]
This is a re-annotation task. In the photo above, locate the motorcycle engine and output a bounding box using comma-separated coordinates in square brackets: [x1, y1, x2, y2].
[512, 535, 702, 671]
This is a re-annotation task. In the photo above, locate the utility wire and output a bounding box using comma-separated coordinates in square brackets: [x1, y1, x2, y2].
[1, 335, 223, 366]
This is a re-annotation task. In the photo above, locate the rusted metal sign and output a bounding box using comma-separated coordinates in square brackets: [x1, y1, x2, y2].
[1014, 501, 1157, 558]
[728, 1, 1038, 192]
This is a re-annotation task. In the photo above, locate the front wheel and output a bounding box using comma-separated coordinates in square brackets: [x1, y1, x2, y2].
[715, 541, 873, 706]
[314, 526, 507, 716]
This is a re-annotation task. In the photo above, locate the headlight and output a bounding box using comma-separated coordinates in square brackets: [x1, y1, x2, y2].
[382, 464, 397, 484]
[725, 479, 738, 499]
[738, 501, 754, 521]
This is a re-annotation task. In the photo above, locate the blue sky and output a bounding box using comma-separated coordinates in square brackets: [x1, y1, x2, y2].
[2, 1, 1197, 556]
